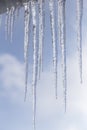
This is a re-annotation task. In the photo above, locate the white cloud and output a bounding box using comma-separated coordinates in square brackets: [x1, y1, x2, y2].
[0, 54, 25, 103]
[66, 126, 79, 130]
[0, 48, 87, 130]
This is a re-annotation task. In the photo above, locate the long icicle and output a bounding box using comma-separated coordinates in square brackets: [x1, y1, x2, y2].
[24, 2, 30, 101]
[38, 0, 44, 79]
[58, 0, 67, 112]
[31, 1, 38, 130]
[49, 0, 58, 99]
[76, 0, 83, 83]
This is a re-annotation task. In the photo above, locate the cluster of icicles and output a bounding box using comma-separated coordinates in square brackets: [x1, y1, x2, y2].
[2, 0, 83, 129]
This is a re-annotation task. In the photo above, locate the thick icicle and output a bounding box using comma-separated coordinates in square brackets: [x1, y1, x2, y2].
[10, 6, 15, 42]
[38, 0, 44, 79]
[49, 0, 57, 98]
[24, 2, 30, 101]
[58, 0, 67, 112]
[31, 1, 38, 130]
[76, 0, 83, 83]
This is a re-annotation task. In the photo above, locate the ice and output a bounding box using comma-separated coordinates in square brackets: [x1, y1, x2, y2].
[38, 0, 44, 79]
[24, 2, 30, 101]
[57, 0, 61, 46]
[76, 0, 83, 83]
[58, 0, 67, 111]
[5, 8, 9, 39]
[5, 7, 14, 41]
[10, 6, 15, 42]
[2, 0, 84, 127]
[49, 0, 58, 98]
[31, 1, 38, 130]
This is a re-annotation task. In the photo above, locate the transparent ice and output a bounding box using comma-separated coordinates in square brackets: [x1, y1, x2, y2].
[49, 0, 58, 98]
[1, 0, 83, 129]
[58, 0, 67, 112]
[31, 1, 38, 130]
[77, 0, 83, 83]
[24, 1, 30, 101]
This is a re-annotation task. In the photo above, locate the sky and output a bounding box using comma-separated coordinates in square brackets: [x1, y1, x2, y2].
[0, 0, 87, 130]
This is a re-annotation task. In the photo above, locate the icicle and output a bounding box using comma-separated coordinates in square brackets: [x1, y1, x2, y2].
[76, 0, 83, 83]
[58, 0, 67, 112]
[16, 5, 20, 19]
[49, 0, 57, 99]
[38, 0, 44, 79]
[57, 0, 61, 46]
[54, 0, 58, 43]
[5, 7, 15, 42]
[10, 6, 15, 42]
[31, 1, 38, 130]
[24, 2, 30, 101]
[43, 0, 46, 41]
[5, 8, 9, 40]
[8, 9, 12, 38]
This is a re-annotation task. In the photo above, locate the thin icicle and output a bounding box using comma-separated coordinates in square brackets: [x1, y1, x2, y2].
[49, 0, 57, 99]
[10, 6, 15, 42]
[5, 8, 9, 40]
[43, 0, 45, 42]
[57, 0, 61, 46]
[54, 0, 58, 44]
[8, 9, 12, 38]
[58, 0, 67, 112]
[31, 1, 38, 130]
[16, 5, 20, 19]
[38, 0, 44, 79]
[76, 0, 83, 83]
[24, 2, 30, 101]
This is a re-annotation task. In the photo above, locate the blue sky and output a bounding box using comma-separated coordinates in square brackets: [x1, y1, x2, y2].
[0, 0, 87, 130]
